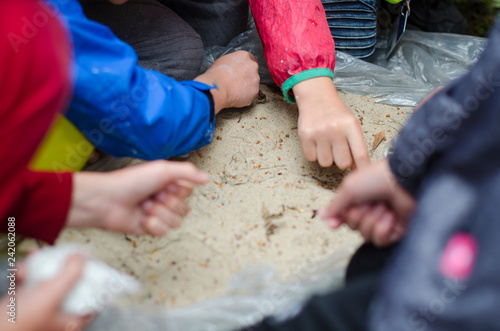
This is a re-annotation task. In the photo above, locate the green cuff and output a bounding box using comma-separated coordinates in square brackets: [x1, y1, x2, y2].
[281, 68, 334, 104]
[384, 0, 403, 3]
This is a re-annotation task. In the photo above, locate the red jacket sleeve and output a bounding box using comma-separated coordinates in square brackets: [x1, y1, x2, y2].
[0, 0, 74, 244]
[250, 0, 336, 103]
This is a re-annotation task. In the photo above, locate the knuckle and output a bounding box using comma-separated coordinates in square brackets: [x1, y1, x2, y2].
[354, 152, 370, 164]
[298, 127, 315, 140]
[325, 121, 340, 132]
[345, 115, 358, 125]
[166, 196, 179, 210]
[185, 163, 198, 173]
[340, 178, 355, 195]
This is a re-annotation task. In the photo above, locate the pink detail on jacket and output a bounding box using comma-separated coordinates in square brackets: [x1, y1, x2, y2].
[439, 232, 478, 280]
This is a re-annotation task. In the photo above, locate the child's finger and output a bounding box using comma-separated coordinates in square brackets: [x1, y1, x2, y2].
[143, 200, 184, 229]
[342, 204, 370, 230]
[142, 216, 171, 236]
[299, 136, 317, 162]
[343, 207, 362, 231]
[386, 232, 404, 246]
[155, 194, 191, 217]
[358, 204, 386, 241]
[386, 224, 406, 245]
[161, 162, 211, 185]
[324, 217, 342, 229]
[127, 161, 210, 199]
[387, 223, 407, 244]
[42, 255, 86, 310]
[347, 127, 370, 169]
[318, 187, 354, 220]
[332, 139, 352, 170]
[163, 181, 194, 200]
[317, 141, 334, 168]
[372, 211, 397, 247]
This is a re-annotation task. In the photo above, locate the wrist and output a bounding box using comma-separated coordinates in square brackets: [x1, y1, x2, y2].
[66, 173, 104, 229]
[293, 77, 346, 114]
[194, 73, 226, 113]
[283, 69, 334, 103]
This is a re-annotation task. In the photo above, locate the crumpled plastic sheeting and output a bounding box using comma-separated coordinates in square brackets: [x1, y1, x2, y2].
[334, 30, 487, 106]
[87, 247, 355, 331]
[201, 22, 275, 86]
[202, 23, 486, 106]
[24, 245, 140, 315]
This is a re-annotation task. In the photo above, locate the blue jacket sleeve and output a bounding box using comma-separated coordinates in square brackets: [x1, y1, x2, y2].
[50, 0, 215, 160]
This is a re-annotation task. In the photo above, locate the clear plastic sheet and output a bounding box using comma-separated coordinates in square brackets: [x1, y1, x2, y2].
[24, 245, 140, 315]
[334, 30, 487, 106]
[202, 24, 486, 106]
[0, 247, 351, 330]
[87, 247, 354, 331]
[201, 20, 274, 86]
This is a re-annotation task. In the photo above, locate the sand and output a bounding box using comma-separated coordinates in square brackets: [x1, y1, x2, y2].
[53, 86, 412, 309]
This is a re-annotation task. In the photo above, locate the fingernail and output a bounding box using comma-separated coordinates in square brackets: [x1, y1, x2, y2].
[157, 192, 168, 201]
[359, 204, 369, 213]
[166, 184, 178, 194]
[147, 217, 168, 236]
[326, 218, 341, 229]
[142, 200, 154, 212]
[381, 213, 392, 225]
[200, 172, 211, 181]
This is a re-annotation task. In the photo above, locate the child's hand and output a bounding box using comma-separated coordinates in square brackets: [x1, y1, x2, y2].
[339, 203, 405, 247]
[0, 255, 90, 331]
[293, 77, 370, 169]
[195, 51, 260, 113]
[67, 161, 210, 236]
[319, 160, 416, 247]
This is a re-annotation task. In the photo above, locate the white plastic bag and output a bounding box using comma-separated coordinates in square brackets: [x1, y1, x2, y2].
[24, 245, 140, 315]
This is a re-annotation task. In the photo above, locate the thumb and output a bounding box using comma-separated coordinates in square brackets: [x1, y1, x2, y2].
[118, 161, 210, 199]
[42, 254, 86, 311]
[319, 188, 353, 220]
[156, 161, 211, 185]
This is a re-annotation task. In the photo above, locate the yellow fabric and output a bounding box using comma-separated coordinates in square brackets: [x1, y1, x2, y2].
[30, 115, 94, 172]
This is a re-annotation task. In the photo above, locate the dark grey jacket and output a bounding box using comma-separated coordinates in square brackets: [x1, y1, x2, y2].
[372, 18, 500, 331]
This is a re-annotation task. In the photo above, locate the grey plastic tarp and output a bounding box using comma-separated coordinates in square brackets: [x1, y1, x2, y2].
[87, 248, 353, 331]
[202, 25, 487, 107]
